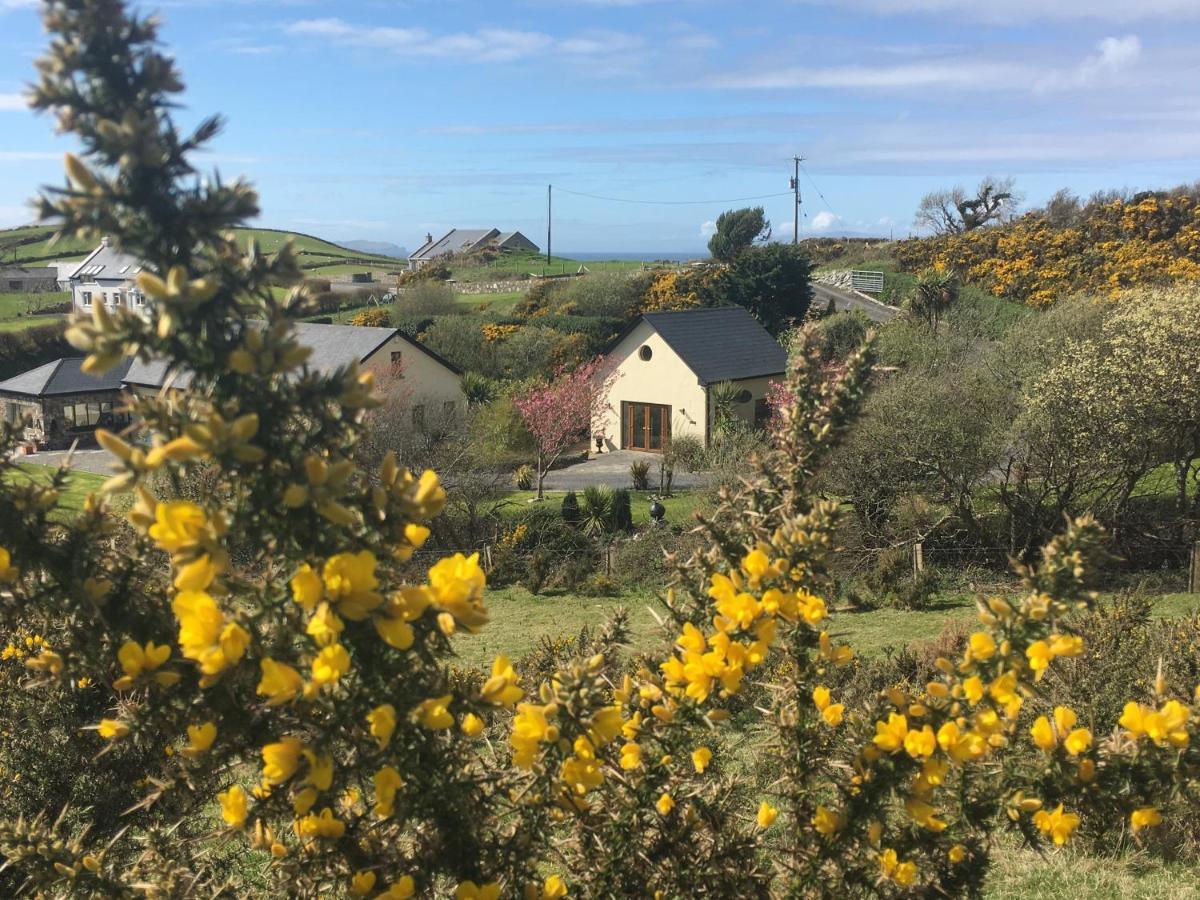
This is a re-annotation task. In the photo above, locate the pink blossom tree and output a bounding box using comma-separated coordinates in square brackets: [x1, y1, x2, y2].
[515, 357, 617, 500]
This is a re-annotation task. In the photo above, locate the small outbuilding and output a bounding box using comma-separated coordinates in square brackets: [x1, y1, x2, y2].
[0, 357, 132, 448]
[594, 306, 787, 451]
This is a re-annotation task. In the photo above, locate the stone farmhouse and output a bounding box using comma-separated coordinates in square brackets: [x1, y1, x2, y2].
[407, 228, 538, 271]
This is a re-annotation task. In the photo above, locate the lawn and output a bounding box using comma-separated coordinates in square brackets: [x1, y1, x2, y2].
[454, 579, 1200, 673]
[5, 462, 106, 517]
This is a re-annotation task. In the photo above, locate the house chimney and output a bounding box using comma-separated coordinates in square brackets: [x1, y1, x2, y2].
[425, 233, 432, 245]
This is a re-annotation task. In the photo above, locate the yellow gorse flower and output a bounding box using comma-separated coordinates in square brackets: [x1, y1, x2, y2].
[1033, 804, 1080, 845]
[183, 721, 217, 758]
[114, 640, 175, 690]
[217, 784, 248, 829]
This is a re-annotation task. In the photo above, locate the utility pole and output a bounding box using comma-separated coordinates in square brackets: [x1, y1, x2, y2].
[546, 184, 552, 268]
[790, 156, 804, 244]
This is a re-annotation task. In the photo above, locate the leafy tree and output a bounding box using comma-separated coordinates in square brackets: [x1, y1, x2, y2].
[514, 357, 615, 499]
[914, 176, 1021, 235]
[713, 243, 813, 335]
[707, 206, 771, 262]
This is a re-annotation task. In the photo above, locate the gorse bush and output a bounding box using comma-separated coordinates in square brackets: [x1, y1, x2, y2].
[3, 4, 1200, 898]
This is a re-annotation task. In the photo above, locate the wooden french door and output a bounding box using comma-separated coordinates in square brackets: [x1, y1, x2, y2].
[622, 402, 671, 451]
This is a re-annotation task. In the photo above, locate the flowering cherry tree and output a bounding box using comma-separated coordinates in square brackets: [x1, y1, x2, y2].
[515, 357, 616, 499]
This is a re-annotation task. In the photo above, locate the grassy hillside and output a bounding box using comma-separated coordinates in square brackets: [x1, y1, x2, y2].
[0, 224, 403, 269]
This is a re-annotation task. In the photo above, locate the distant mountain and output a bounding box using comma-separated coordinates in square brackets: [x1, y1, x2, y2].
[340, 240, 408, 259]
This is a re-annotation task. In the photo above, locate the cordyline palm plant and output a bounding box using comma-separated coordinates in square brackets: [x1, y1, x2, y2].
[2, 2, 1200, 898]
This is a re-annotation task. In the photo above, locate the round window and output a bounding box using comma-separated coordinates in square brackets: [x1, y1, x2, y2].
[734, 389, 752, 404]
[638, 345, 653, 361]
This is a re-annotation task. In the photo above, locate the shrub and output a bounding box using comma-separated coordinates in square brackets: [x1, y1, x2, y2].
[348, 305, 391, 327]
[629, 460, 650, 490]
[816, 309, 870, 361]
[400, 281, 457, 317]
[562, 270, 656, 318]
[610, 488, 633, 532]
[0, 322, 70, 380]
[581, 485, 613, 535]
[560, 490, 580, 526]
[460, 371, 498, 407]
[514, 463, 534, 490]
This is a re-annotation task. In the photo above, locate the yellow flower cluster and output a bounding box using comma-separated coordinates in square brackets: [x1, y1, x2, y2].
[659, 547, 841, 706]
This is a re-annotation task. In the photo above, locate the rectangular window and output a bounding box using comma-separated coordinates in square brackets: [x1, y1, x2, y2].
[81, 291, 92, 306]
[390, 351, 403, 376]
[754, 398, 770, 429]
[411, 404, 425, 428]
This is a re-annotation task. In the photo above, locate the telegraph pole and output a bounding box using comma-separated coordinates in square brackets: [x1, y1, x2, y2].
[790, 156, 804, 244]
[546, 184, 552, 268]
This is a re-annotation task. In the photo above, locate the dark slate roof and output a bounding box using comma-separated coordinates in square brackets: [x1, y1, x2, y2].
[67, 240, 146, 282]
[0, 357, 132, 398]
[123, 322, 460, 388]
[637, 307, 788, 385]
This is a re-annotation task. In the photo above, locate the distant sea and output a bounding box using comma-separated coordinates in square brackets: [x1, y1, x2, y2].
[562, 251, 704, 262]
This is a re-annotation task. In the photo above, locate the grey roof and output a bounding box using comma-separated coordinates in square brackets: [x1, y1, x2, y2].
[636, 307, 788, 385]
[409, 228, 499, 261]
[123, 321, 460, 388]
[0, 357, 132, 398]
[495, 231, 538, 251]
[67, 240, 145, 282]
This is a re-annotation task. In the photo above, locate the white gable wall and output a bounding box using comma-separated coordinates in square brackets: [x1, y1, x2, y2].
[363, 335, 464, 427]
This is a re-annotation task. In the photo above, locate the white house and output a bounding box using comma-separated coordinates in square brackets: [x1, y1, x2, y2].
[595, 307, 788, 451]
[66, 238, 148, 314]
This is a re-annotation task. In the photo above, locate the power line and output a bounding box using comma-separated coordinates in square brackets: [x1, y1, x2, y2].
[799, 164, 836, 217]
[553, 186, 793, 206]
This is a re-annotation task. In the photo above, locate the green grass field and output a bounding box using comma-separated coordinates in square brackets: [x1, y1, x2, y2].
[5, 463, 106, 517]
[1, 224, 399, 269]
[0, 291, 70, 332]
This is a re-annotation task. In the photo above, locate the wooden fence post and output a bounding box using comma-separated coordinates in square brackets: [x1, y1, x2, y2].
[913, 542, 925, 579]
[484, 545, 493, 573]
[606, 544, 613, 577]
[1190, 542, 1200, 594]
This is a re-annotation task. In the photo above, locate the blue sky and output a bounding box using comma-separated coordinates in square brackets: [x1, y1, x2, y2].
[2, 0, 1199, 253]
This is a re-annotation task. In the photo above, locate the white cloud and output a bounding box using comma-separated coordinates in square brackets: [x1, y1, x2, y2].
[792, 0, 1200, 23]
[1035, 35, 1141, 92]
[713, 38, 1147, 95]
[286, 19, 556, 63]
[699, 219, 717, 237]
[810, 210, 840, 231]
[712, 60, 1030, 91]
[285, 18, 653, 65]
[0, 93, 28, 111]
[0, 0, 37, 10]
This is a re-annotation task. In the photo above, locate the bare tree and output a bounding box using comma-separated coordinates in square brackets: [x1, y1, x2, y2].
[1042, 188, 1082, 228]
[914, 177, 1021, 235]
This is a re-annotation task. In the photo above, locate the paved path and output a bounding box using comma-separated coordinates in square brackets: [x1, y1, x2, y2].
[543, 449, 702, 491]
[812, 282, 900, 324]
[16, 447, 116, 476]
